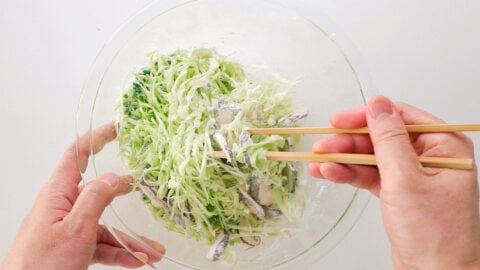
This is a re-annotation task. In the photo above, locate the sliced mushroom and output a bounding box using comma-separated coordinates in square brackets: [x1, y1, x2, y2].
[289, 164, 298, 193]
[239, 130, 253, 168]
[241, 235, 261, 246]
[250, 177, 274, 206]
[215, 109, 235, 125]
[288, 163, 298, 193]
[285, 137, 294, 152]
[213, 131, 234, 164]
[280, 138, 298, 193]
[239, 130, 253, 147]
[174, 213, 186, 229]
[242, 151, 253, 169]
[265, 207, 283, 218]
[282, 162, 298, 194]
[251, 177, 273, 206]
[239, 219, 261, 247]
[217, 99, 241, 112]
[214, 100, 241, 125]
[258, 182, 274, 206]
[237, 186, 265, 219]
[139, 184, 169, 210]
[279, 111, 308, 127]
[206, 232, 230, 261]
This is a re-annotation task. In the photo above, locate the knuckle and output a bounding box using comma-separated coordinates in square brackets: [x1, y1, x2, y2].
[64, 143, 77, 157]
[432, 145, 450, 157]
[394, 101, 408, 109]
[76, 139, 92, 159]
[63, 215, 96, 241]
[67, 140, 89, 160]
[435, 134, 453, 145]
[434, 133, 474, 157]
[459, 134, 474, 149]
[84, 181, 112, 198]
[374, 128, 409, 145]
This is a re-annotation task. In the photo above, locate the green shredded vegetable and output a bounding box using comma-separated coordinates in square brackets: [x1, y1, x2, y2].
[116, 48, 305, 259]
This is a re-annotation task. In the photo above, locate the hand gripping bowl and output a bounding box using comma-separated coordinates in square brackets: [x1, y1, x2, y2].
[76, 0, 372, 269]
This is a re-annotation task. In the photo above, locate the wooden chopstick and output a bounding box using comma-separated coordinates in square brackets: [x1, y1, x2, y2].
[212, 151, 473, 170]
[248, 124, 480, 135]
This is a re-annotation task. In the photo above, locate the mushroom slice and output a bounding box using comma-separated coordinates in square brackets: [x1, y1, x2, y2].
[288, 163, 298, 193]
[282, 138, 298, 193]
[251, 177, 274, 206]
[239, 220, 261, 247]
[216, 109, 235, 125]
[139, 184, 169, 210]
[240, 235, 261, 247]
[279, 111, 308, 127]
[282, 162, 298, 194]
[239, 130, 253, 168]
[258, 182, 274, 206]
[214, 100, 241, 125]
[265, 207, 283, 218]
[213, 131, 234, 164]
[237, 186, 265, 219]
[217, 99, 241, 112]
[206, 232, 230, 261]
[285, 137, 294, 152]
[173, 213, 186, 229]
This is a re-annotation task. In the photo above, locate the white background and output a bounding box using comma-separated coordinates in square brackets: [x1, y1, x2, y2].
[1, 0, 479, 269]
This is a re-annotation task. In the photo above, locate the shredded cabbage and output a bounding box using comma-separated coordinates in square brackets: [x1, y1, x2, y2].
[116, 48, 305, 260]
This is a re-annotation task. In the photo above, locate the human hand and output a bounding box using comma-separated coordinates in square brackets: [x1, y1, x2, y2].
[309, 96, 480, 270]
[1, 123, 165, 270]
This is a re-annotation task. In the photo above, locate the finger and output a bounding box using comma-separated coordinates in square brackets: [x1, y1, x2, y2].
[312, 134, 373, 154]
[309, 162, 381, 196]
[78, 175, 133, 194]
[308, 163, 325, 179]
[395, 102, 445, 125]
[330, 106, 367, 129]
[366, 96, 421, 187]
[395, 102, 474, 158]
[51, 122, 117, 187]
[97, 225, 165, 262]
[44, 123, 116, 206]
[330, 102, 445, 129]
[91, 243, 148, 268]
[64, 173, 131, 234]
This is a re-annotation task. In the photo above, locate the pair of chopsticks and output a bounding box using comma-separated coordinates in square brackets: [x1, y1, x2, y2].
[214, 124, 480, 170]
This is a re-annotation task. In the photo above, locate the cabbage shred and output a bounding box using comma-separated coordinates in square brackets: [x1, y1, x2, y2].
[117, 49, 303, 253]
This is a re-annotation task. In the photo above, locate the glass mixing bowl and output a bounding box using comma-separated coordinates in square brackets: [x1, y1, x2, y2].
[76, 0, 371, 269]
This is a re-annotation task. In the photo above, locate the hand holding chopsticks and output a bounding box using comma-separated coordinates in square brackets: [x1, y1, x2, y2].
[237, 123, 479, 170]
[214, 124, 479, 170]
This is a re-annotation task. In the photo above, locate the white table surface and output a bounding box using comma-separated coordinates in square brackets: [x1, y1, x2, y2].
[1, 1, 479, 269]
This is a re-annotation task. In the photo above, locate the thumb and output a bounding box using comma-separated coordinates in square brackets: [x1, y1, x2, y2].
[366, 96, 420, 180]
[66, 173, 131, 232]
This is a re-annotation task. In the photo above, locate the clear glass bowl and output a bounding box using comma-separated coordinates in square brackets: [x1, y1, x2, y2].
[76, 0, 371, 269]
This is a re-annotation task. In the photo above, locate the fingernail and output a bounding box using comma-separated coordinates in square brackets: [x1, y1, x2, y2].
[312, 141, 324, 153]
[101, 174, 118, 187]
[151, 242, 166, 255]
[369, 96, 393, 119]
[133, 252, 149, 263]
